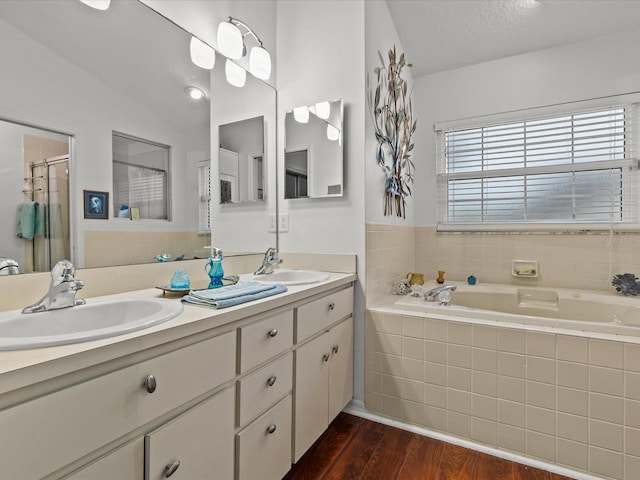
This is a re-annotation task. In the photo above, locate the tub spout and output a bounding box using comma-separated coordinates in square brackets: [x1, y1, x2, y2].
[424, 284, 457, 302]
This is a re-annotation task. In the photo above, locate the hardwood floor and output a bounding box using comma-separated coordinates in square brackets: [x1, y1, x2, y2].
[284, 413, 575, 480]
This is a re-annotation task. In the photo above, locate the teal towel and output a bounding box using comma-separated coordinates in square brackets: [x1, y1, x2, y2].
[182, 281, 288, 309]
[16, 202, 40, 240]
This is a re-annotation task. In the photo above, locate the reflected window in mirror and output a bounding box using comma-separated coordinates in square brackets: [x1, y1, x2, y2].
[284, 99, 343, 199]
[198, 159, 211, 231]
[218, 115, 265, 204]
[112, 133, 170, 220]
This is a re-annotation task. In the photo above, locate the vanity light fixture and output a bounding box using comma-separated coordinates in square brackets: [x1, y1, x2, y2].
[225, 59, 246, 88]
[293, 107, 310, 124]
[316, 101, 331, 120]
[217, 16, 272, 80]
[79, 0, 111, 10]
[189, 36, 216, 70]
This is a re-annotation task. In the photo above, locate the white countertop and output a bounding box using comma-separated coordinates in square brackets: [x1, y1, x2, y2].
[0, 272, 356, 397]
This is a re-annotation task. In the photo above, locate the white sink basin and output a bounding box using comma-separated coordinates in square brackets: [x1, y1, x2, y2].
[0, 298, 183, 351]
[253, 269, 330, 286]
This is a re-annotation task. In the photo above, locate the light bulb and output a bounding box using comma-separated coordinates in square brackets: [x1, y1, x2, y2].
[79, 0, 110, 10]
[327, 124, 340, 141]
[249, 46, 271, 80]
[225, 59, 246, 88]
[316, 101, 330, 120]
[189, 36, 215, 70]
[293, 107, 309, 124]
[217, 21, 244, 59]
[185, 86, 205, 100]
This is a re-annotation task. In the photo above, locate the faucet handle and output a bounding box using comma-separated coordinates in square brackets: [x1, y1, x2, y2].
[51, 260, 77, 283]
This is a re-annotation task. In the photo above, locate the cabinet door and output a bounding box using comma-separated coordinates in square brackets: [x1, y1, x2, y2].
[328, 318, 353, 422]
[145, 387, 234, 480]
[65, 438, 143, 480]
[293, 332, 330, 462]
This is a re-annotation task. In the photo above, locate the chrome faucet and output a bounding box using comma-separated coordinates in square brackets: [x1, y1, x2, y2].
[254, 247, 283, 275]
[424, 284, 457, 302]
[22, 260, 86, 314]
[0, 257, 20, 275]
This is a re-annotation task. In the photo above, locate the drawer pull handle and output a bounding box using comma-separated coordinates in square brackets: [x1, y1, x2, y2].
[144, 374, 157, 394]
[322, 353, 330, 363]
[267, 424, 277, 434]
[267, 375, 277, 387]
[268, 328, 278, 338]
[328, 302, 336, 311]
[332, 345, 339, 354]
[164, 460, 180, 478]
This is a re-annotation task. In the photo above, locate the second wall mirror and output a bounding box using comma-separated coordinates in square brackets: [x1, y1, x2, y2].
[284, 99, 343, 199]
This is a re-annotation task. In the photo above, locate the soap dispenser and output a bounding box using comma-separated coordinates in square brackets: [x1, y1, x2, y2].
[205, 247, 224, 288]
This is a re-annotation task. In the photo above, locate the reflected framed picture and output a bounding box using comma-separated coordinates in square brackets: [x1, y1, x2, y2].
[83, 190, 109, 219]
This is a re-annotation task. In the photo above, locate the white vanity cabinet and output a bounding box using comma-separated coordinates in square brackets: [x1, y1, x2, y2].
[293, 287, 354, 462]
[0, 275, 356, 480]
[0, 330, 236, 480]
[235, 311, 294, 480]
[145, 386, 235, 480]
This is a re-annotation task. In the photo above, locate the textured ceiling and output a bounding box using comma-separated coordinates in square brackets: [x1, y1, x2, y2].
[386, 0, 640, 77]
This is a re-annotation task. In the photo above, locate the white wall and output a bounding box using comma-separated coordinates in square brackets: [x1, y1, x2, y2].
[0, 18, 206, 267]
[277, 0, 366, 402]
[414, 27, 640, 226]
[364, 1, 415, 227]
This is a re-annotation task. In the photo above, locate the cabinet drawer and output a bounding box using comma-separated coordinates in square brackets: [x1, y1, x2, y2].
[65, 438, 144, 480]
[237, 352, 292, 427]
[296, 287, 353, 342]
[145, 387, 235, 480]
[0, 331, 236, 479]
[238, 310, 293, 373]
[236, 395, 292, 480]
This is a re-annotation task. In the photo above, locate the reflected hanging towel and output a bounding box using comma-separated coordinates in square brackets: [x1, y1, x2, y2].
[16, 201, 39, 240]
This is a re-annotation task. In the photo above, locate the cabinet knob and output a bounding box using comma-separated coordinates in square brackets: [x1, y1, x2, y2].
[267, 328, 278, 338]
[328, 302, 336, 311]
[266, 424, 277, 435]
[332, 345, 339, 354]
[164, 460, 180, 478]
[144, 374, 157, 394]
[266, 375, 277, 387]
[322, 353, 330, 363]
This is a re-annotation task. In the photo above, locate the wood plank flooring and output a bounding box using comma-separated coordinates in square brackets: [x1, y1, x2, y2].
[284, 413, 576, 480]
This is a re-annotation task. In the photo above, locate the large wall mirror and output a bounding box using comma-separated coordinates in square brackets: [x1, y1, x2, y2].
[285, 99, 343, 199]
[0, 0, 276, 273]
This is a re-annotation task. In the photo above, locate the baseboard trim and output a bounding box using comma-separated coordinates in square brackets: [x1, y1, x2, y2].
[343, 400, 597, 480]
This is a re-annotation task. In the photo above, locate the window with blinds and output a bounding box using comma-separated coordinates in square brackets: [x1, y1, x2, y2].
[198, 160, 211, 232]
[436, 106, 639, 231]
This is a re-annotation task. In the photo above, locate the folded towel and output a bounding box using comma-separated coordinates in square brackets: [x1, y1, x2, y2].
[182, 281, 287, 309]
[16, 202, 39, 240]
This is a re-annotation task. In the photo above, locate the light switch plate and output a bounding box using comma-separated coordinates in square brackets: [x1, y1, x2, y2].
[268, 214, 277, 233]
[279, 213, 289, 232]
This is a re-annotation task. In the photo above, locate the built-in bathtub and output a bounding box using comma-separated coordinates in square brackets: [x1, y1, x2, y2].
[394, 281, 640, 338]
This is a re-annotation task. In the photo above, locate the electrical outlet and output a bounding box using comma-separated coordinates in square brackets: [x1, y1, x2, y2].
[279, 213, 289, 232]
[268, 214, 277, 233]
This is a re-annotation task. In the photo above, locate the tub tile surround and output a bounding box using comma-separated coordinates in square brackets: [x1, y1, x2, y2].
[365, 223, 640, 479]
[365, 310, 640, 480]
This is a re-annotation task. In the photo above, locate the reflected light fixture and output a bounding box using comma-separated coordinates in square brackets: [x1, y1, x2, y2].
[316, 102, 331, 120]
[185, 86, 206, 100]
[217, 16, 271, 80]
[327, 124, 340, 142]
[79, 0, 111, 10]
[190, 36, 216, 70]
[293, 107, 310, 124]
[225, 59, 246, 88]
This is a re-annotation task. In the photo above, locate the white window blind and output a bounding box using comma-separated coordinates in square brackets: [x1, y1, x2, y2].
[436, 105, 639, 231]
[198, 160, 211, 232]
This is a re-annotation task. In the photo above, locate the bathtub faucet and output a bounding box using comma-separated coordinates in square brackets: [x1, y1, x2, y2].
[424, 284, 457, 302]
